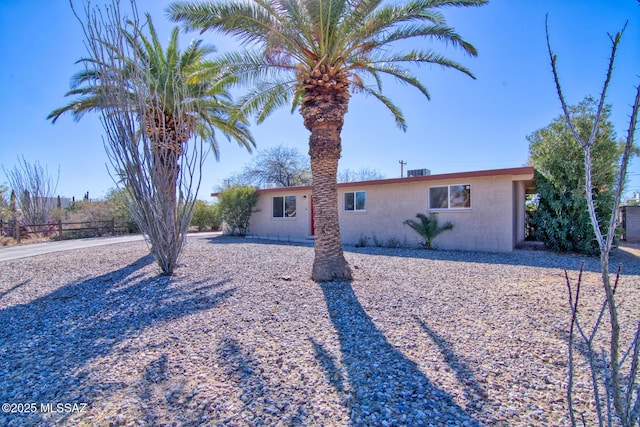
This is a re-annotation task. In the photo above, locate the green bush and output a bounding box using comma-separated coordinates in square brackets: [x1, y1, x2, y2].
[104, 187, 138, 233]
[355, 234, 369, 247]
[530, 173, 601, 254]
[217, 186, 258, 236]
[527, 97, 620, 254]
[191, 200, 222, 231]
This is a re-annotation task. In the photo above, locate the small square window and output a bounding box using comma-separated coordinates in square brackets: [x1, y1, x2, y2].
[429, 185, 471, 210]
[273, 196, 296, 218]
[345, 191, 366, 211]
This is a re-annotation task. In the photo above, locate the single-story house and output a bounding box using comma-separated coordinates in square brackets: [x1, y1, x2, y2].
[217, 166, 535, 252]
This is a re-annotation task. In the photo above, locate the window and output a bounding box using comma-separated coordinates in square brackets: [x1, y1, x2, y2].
[273, 196, 296, 218]
[344, 191, 366, 211]
[429, 185, 471, 210]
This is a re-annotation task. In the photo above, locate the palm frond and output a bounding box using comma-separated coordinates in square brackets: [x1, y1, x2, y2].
[168, 0, 484, 129]
[353, 62, 432, 100]
[351, 81, 407, 130]
[235, 80, 297, 123]
[404, 212, 454, 248]
[370, 49, 476, 79]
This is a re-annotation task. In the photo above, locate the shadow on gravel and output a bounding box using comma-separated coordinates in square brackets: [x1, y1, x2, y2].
[0, 254, 234, 426]
[205, 234, 314, 248]
[318, 281, 480, 426]
[205, 235, 640, 276]
[345, 246, 640, 276]
[0, 279, 32, 300]
[416, 317, 496, 419]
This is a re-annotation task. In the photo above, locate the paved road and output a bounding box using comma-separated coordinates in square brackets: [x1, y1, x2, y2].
[0, 232, 221, 262]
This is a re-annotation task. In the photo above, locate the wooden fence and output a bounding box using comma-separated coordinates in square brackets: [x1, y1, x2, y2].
[0, 219, 136, 243]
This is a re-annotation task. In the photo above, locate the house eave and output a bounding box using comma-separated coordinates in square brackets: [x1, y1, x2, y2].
[210, 166, 535, 197]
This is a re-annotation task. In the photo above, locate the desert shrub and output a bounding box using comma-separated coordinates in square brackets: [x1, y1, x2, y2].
[62, 200, 114, 237]
[191, 200, 222, 231]
[355, 234, 369, 248]
[386, 236, 403, 248]
[217, 186, 258, 236]
[103, 187, 138, 233]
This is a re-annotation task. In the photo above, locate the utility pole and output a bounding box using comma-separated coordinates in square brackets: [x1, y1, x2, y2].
[399, 160, 407, 178]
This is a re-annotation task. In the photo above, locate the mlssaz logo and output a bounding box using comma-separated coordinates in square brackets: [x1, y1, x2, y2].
[40, 403, 88, 413]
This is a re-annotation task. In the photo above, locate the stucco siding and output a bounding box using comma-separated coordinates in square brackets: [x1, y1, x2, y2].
[337, 176, 516, 252]
[248, 189, 312, 239]
[623, 206, 640, 243]
[513, 181, 527, 248]
[430, 177, 513, 252]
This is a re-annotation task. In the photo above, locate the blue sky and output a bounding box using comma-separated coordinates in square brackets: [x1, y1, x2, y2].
[1, 0, 638, 202]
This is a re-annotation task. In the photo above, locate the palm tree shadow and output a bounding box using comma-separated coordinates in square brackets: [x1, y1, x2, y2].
[415, 317, 492, 409]
[317, 281, 480, 426]
[0, 254, 234, 426]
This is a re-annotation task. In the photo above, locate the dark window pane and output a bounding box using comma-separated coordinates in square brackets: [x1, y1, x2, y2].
[355, 191, 366, 210]
[284, 196, 296, 217]
[450, 185, 471, 208]
[273, 197, 284, 218]
[345, 192, 355, 211]
[429, 187, 448, 209]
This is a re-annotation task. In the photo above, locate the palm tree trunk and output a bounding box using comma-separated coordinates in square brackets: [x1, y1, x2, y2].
[149, 150, 179, 272]
[308, 123, 352, 282]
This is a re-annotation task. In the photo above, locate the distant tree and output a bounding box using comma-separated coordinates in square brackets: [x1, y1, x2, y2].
[528, 96, 623, 254]
[0, 184, 10, 221]
[217, 186, 258, 236]
[2, 156, 59, 225]
[104, 187, 138, 233]
[242, 145, 311, 188]
[214, 172, 253, 193]
[191, 199, 221, 231]
[338, 168, 385, 183]
[63, 199, 114, 237]
[404, 213, 453, 249]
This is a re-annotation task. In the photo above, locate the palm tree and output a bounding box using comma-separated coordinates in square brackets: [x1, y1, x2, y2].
[49, 11, 254, 275]
[169, 0, 485, 281]
[48, 13, 254, 209]
[404, 213, 454, 249]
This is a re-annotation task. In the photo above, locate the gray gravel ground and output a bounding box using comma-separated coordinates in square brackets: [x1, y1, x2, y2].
[0, 235, 639, 426]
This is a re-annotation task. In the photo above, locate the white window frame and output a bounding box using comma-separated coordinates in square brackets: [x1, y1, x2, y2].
[344, 191, 367, 212]
[429, 184, 471, 211]
[272, 195, 297, 218]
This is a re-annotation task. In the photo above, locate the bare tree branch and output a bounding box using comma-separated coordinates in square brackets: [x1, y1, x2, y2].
[548, 16, 640, 426]
[2, 156, 59, 225]
[73, 0, 205, 274]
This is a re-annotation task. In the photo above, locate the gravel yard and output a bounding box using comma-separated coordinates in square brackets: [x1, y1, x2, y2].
[1, 235, 639, 427]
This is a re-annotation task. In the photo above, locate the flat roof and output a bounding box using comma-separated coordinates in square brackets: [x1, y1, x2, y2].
[212, 166, 534, 197]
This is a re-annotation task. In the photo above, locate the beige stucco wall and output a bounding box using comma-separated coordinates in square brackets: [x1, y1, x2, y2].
[338, 176, 517, 252]
[248, 189, 312, 239]
[513, 181, 527, 248]
[623, 206, 640, 243]
[245, 169, 532, 252]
